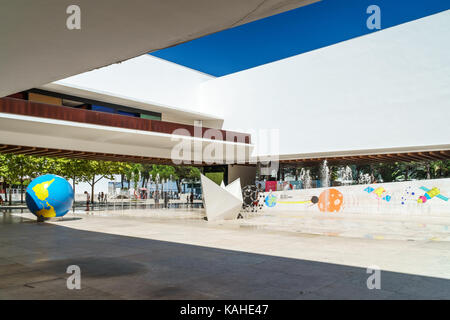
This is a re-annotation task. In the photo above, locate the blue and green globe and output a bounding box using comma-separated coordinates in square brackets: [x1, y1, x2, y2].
[264, 194, 277, 207]
[26, 174, 74, 218]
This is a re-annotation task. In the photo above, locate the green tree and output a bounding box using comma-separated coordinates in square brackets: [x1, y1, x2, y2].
[0, 154, 44, 204]
[81, 160, 120, 203]
[173, 166, 200, 192]
[150, 165, 176, 181]
[131, 164, 142, 190]
[431, 160, 450, 178]
[146, 165, 177, 193]
[0, 154, 7, 203]
[121, 163, 141, 190]
[1, 154, 22, 205]
[329, 166, 339, 185]
[113, 162, 132, 189]
[139, 164, 152, 188]
[205, 172, 223, 185]
[57, 158, 90, 200]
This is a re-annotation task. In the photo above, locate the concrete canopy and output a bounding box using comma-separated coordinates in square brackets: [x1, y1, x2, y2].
[0, 112, 254, 164]
[0, 0, 318, 97]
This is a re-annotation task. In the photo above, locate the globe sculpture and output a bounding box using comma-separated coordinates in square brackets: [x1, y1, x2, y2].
[26, 174, 74, 219]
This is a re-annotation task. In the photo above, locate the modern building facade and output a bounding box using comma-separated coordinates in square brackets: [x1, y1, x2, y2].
[1, 8, 449, 186]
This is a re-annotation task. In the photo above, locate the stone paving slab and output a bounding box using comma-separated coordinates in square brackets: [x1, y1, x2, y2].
[1, 212, 450, 299]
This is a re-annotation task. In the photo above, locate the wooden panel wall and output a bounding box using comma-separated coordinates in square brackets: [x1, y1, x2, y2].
[0, 97, 251, 144]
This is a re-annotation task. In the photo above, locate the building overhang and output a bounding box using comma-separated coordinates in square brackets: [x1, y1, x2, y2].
[0, 0, 319, 97]
[276, 146, 450, 167]
[0, 97, 254, 165]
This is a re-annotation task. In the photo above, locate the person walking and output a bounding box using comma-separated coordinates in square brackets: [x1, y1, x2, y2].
[84, 191, 90, 212]
[154, 190, 159, 209]
[164, 192, 169, 209]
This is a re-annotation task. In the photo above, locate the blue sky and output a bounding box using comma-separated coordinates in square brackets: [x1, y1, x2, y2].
[151, 0, 449, 76]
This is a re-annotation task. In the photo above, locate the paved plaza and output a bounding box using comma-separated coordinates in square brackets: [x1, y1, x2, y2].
[1, 209, 450, 299]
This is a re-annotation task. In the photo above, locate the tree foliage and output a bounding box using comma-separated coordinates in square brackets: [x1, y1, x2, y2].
[1, 151, 447, 205]
[294, 160, 450, 185]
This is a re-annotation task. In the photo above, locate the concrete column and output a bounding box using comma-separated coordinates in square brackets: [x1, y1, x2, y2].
[228, 164, 256, 187]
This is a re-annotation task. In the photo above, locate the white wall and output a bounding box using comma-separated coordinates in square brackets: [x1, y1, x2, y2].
[199, 11, 450, 156]
[54, 55, 215, 116]
[262, 178, 450, 216]
[70, 177, 115, 198]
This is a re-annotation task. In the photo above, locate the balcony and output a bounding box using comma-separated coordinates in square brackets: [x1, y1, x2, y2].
[0, 97, 253, 164]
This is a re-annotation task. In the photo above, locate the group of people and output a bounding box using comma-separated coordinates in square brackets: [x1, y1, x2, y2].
[97, 192, 107, 203]
[80, 190, 197, 212]
[147, 190, 180, 200]
[152, 191, 174, 209]
[186, 192, 195, 207]
[82, 191, 107, 212]
[151, 191, 196, 209]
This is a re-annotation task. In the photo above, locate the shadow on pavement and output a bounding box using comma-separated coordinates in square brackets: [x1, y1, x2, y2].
[0, 212, 449, 300]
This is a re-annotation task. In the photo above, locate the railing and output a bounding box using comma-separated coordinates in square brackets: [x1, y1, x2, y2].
[0, 97, 251, 144]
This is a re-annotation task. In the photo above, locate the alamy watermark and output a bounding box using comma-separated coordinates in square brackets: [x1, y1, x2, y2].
[66, 265, 81, 290]
[366, 265, 381, 290]
[66, 5, 81, 30]
[65, 5, 381, 31]
[169, 124, 280, 175]
[366, 5, 381, 30]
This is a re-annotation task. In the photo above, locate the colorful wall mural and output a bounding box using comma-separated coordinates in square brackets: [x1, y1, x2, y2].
[265, 181, 277, 192]
[417, 187, 448, 203]
[261, 178, 450, 215]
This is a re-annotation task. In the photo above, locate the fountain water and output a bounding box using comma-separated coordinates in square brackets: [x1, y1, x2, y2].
[358, 172, 371, 184]
[155, 173, 160, 193]
[168, 174, 174, 193]
[320, 160, 330, 188]
[299, 168, 312, 189]
[338, 165, 353, 186]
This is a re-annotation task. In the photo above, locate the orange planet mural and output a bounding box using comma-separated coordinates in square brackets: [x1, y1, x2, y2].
[317, 188, 344, 212]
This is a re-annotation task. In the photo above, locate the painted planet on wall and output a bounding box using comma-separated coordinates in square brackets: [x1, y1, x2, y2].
[264, 194, 277, 207]
[317, 188, 343, 212]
